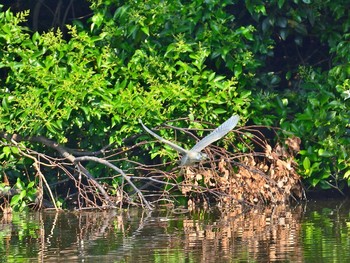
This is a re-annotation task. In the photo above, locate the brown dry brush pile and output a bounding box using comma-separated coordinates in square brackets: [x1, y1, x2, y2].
[136, 126, 304, 209]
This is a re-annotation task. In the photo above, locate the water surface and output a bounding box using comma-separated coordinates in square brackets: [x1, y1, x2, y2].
[1, 199, 350, 262]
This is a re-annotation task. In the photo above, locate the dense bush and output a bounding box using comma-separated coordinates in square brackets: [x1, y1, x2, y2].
[0, 2, 252, 209]
[0, 0, 349, 210]
[243, 0, 350, 191]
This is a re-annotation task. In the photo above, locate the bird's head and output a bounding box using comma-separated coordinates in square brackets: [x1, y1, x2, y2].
[180, 151, 208, 166]
[188, 151, 208, 161]
[198, 152, 208, 161]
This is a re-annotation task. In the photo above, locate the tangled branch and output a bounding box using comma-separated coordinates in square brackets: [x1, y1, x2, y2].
[0, 124, 304, 211]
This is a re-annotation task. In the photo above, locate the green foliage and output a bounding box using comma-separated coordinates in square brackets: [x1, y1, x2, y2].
[0, 2, 253, 208]
[4, 12, 249, 125]
[1, 21, 115, 145]
[0, 2, 251, 144]
[89, 0, 258, 79]
[246, 0, 350, 190]
[293, 67, 349, 189]
[84, 0, 258, 160]
[9, 178, 37, 212]
[0, 142, 26, 187]
[1, 0, 350, 203]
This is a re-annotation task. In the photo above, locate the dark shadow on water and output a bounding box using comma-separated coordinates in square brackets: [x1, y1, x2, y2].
[1, 199, 350, 262]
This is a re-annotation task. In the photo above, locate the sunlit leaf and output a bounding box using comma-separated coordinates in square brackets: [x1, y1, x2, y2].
[10, 194, 21, 206]
[303, 157, 311, 170]
[213, 108, 227, 114]
[318, 149, 334, 157]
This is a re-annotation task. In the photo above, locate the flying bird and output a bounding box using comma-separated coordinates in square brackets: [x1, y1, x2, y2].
[139, 115, 240, 166]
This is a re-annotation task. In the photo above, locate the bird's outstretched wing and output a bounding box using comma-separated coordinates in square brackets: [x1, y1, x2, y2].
[190, 115, 239, 152]
[139, 119, 188, 155]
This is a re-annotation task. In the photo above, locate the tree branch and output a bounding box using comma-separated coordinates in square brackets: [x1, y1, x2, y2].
[74, 156, 153, 210]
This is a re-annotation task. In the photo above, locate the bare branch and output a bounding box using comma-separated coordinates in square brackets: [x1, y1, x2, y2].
[74, 156, 153, 210]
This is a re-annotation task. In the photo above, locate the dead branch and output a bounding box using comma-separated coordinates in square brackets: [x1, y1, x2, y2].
[74, 156, 153, 210]
[0, 132, 123, 209]
[0, 124, 303, 211]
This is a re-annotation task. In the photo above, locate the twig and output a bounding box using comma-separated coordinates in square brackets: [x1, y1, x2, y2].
[74, 156, 153, 210]
[1, 132, 114, 209]
[9, 139, 59, 211]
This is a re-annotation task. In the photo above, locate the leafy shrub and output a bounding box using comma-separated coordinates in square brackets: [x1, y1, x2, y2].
[0, 1, 252, 204]
[283, 66, 349, 190]
[1, 0, 350, 209]
[245, 0, 350, 191]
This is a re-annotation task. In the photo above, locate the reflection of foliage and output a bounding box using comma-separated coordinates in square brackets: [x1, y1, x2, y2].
[302, 202, 350, 262]
[1, 204, 350, 262]
[0, 206, 301, 262]
[182, 205, 305, 262]
[0, 212, 40, 262]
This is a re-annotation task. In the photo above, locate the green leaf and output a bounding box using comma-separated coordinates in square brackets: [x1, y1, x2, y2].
[3, 146, 11, 157]
[255, 5, 266, 15]
[2, 97, 8, 111]
[310, 177, 320, 187]
[277, 17, 287, 28]
[234, 64, 242, 77]
[318, 149, 334, 157]
[341, 90, 350, 100]
[277, 0, 285, 9]
[150, 152, 159, 159]
[28, 181, 35, 188]
[15, 178, 25, 190]
[279, 29, 288, 40]
[141, 26, 149, 36]
[303, 157, 310, 170]
[10, 194, 21, 206]
[91, 12, 104, 28]
[19, 189, 27, 199]
[10, 147, 19, 155]
[213, 108, 227, 114]
[344, 170, 350, 179]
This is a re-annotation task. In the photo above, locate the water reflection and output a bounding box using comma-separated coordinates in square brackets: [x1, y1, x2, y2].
[1, 200, 350, 262]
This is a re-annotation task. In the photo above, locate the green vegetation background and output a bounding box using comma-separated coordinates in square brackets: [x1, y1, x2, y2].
[0, 0, 349, 208]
